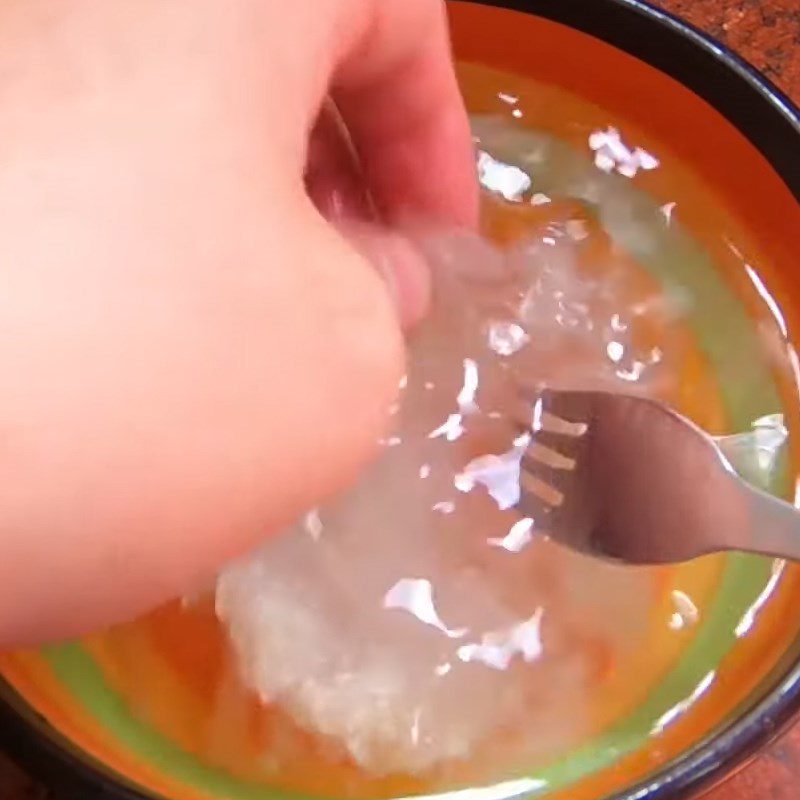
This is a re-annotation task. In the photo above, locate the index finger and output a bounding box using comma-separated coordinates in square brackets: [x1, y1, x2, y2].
[331, 0, 478, 229]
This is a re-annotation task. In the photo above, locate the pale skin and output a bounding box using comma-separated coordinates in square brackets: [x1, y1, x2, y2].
[0, 0, 477, 645]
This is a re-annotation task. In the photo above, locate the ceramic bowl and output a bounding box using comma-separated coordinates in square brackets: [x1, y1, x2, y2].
[2, 2, 800, 799]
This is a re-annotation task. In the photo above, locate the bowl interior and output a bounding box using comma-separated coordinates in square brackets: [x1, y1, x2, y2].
[3, 3, 800, 800]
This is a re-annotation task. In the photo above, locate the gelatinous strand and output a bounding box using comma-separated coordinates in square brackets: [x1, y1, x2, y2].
[216, 126, 689, 777]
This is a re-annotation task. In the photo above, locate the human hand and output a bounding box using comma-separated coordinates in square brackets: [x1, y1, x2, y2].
[0, 0, 476, 644]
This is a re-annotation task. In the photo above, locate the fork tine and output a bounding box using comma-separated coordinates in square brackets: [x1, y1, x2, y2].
[539, 411, 588, 438]
[508, 399, 588, 438]
[520, 469, 564, 508]
[511, 385, 590, 438]
[526, 441, 576, 471]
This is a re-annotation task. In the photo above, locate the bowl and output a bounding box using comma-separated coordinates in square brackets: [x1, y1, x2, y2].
[2, 2, 800, 799]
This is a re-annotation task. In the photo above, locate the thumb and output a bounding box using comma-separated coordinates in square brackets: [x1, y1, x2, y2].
[0, 203, 406, 645]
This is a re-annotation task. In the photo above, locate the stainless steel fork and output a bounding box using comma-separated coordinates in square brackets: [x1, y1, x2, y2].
[516, 389, 800, 564]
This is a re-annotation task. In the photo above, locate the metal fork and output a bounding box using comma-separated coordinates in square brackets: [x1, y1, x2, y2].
[515, 389, 800, 564]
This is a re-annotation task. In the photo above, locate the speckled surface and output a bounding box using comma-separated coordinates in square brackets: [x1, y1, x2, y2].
[660, 0, 800, 98]
[1, 1, 799, 798]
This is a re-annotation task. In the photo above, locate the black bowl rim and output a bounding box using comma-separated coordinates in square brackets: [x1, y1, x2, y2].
[2, 1, 800, 799]
[475, 0, 800, 200]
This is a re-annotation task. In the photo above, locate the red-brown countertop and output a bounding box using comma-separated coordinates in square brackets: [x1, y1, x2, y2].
[1, 1, 798, 798]
[662, 0, 800, 99]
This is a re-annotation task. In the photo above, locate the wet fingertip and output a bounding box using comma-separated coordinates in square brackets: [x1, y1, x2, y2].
[387, 236, 432, 331]
[341, 223, 432, 331]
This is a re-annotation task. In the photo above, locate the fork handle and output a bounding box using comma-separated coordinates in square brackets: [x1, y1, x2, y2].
[737, 481, 800, 561]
